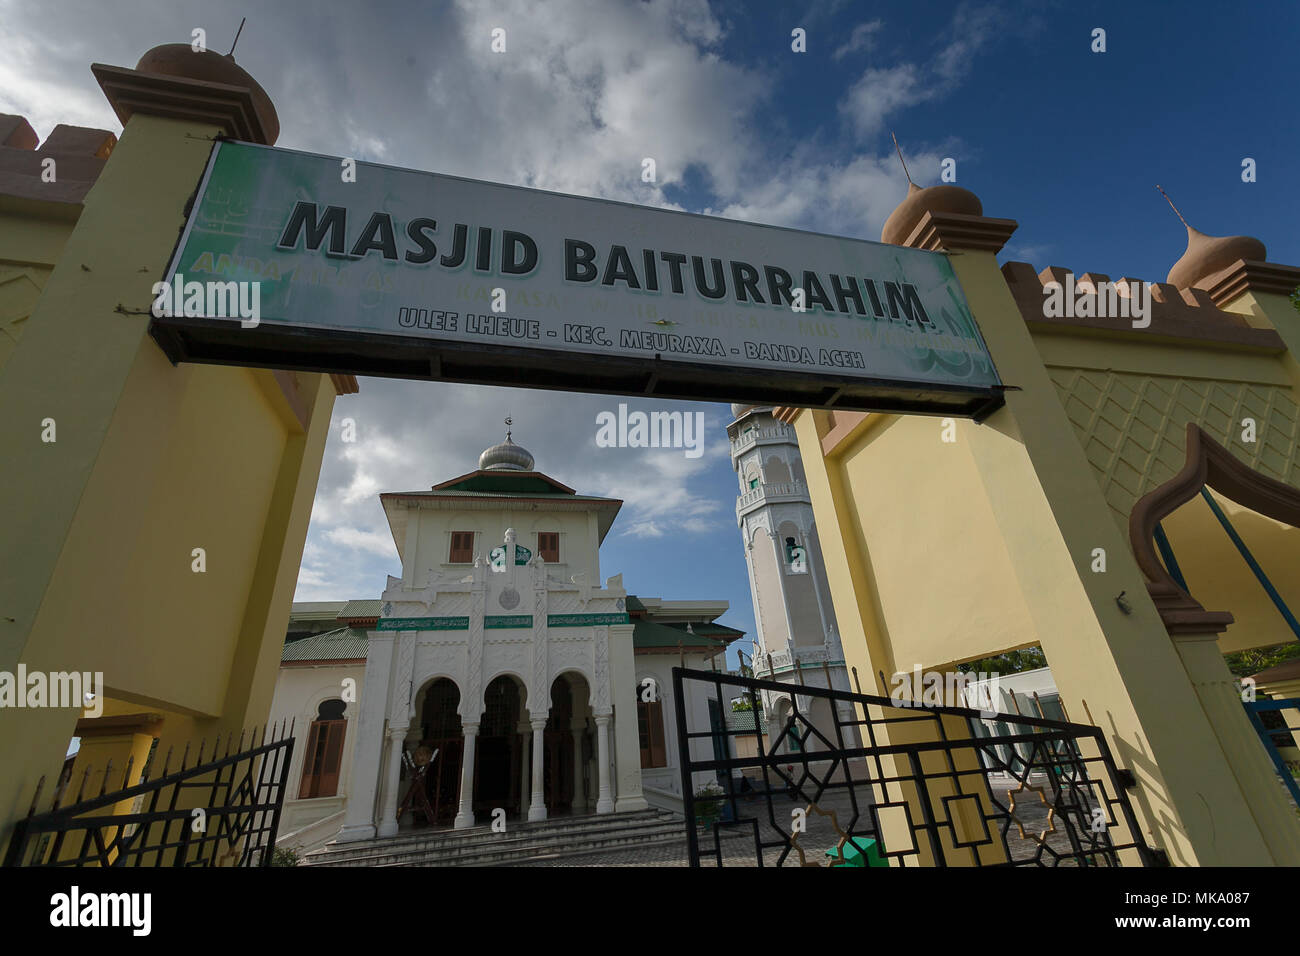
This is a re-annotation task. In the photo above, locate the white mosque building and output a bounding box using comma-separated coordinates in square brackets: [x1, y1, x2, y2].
[727, 404, 860, 751]
[268, 425, 743, 850]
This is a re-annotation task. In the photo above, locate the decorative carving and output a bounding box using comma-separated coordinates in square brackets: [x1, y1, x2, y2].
[389, 632, 416, 723]
[532, 585, 548, 705]
[465, 581, 485, 720]
[594, 627, 611, 714]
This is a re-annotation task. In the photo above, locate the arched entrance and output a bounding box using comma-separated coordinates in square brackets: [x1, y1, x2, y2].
[478, 675, 525, 817]
[545, 673, 590, 813]
[416, 678, 462, 827]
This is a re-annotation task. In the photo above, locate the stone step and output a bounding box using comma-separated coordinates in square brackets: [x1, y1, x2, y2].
[299, 809, 683, 867]
[300, 809, 673, 862]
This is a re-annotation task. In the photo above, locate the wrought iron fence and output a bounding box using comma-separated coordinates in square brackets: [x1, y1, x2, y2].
[3, 723, 295, 867]
[1242, 697, 1300, 809]
[673, 667, 1164, 868]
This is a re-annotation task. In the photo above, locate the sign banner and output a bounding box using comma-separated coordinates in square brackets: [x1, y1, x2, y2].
[157, 141, 1002, 414]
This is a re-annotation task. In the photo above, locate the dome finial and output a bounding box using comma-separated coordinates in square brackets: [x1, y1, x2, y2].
[1159, 186, 1267, 289]
[504, 414, 512, 442]
[1156, 184, 1190, 229]
[891, 130, 915, 188]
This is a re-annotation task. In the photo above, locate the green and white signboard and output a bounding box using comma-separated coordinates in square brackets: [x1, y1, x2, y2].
[154, 140, 1003, 416]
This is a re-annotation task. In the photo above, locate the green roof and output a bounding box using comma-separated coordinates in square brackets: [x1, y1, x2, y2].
[435, 472, 576, 495]
[281, 627, 368, 663]
[632, 619, 727, 649]
[726, 709, 758, 732]
[339, 599, 382, 620]
[625, 595, 647, 612]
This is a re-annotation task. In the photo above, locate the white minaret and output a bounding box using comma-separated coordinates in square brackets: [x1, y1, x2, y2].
[727, 404, 858, 750]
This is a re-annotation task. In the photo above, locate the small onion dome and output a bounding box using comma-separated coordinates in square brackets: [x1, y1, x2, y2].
[478, 434, 534, 472]
[880, 182, 983, 246]
[1166, 224, 1266, 290]
[134, 43, 280, 144]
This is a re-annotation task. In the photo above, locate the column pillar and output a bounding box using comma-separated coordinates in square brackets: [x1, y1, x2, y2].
[517, 719, 531, 817]
[376, 729, 406, 838]
[454, 722, 479, 829]
[528, 718, 548, 821]
[594, 714, 615, 814]
[570, 718, 586, 811]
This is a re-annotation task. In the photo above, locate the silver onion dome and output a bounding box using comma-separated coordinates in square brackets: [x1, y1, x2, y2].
[478, 426, 535, 471]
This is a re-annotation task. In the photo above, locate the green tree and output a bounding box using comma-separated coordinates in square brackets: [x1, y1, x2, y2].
[956, 647, 1048, 675]
[1223, 641, 1300, 679]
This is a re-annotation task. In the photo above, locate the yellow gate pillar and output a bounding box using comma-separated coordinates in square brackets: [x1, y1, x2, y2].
[0, 45, 350, 858]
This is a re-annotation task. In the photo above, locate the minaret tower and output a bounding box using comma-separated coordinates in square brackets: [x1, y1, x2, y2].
[727, 404, 856, 746]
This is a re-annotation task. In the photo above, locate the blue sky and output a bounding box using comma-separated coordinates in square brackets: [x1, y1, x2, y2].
[3, 0, 1295, 669]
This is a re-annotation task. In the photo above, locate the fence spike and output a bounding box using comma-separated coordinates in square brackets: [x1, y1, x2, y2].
[1058, 699, 1071, 722]
[851, 666, 862, 695]
[51, 769, 72, 812]
[179, 741, 191, 772]
[1031, 691, 1047, 720]
[98, 758, 114, 797]
[1082, 698, 1095, 725]
[877, 669, 888, 695]
[288, 716, 296, 738]
[256, 724, 265, 747]
[160, 745, 174, 778]
[74, 766, 92, 803]
[26, 775, 45, 818]
[224, 732, 234, 757]
[238, 729, 247, 752]
[121, 754, 135, 790]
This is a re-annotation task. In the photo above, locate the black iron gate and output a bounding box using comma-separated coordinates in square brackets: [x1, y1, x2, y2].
[673, 667, 1163, 867]
[4, 724, 295, 867]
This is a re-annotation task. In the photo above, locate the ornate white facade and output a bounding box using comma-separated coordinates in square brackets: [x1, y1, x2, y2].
[328, 429, 738, 843]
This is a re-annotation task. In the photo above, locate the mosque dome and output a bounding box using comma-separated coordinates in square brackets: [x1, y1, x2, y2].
[880, 182, 983, 246]
[1166, 224, 1266, 290]
[134, 43, 279, 144]
[478, 423, 534, 472]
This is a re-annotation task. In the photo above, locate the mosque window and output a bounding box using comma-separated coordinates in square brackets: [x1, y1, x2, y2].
[449, 531, 474, 563]
[538, 532, 560, 563]
[638, 697, 667, 768]
[299, 698, 347, 799]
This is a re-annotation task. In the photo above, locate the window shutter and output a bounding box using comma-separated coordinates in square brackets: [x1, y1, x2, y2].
[316, 720, 347, 798]
[449, 531, 474, 563]
[538, 532, 560, 563]
[298, 721, 322, 799]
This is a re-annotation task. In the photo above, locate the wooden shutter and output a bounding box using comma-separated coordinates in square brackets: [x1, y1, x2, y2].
[538, 532, 560, 563]
[316, 720, 347, 798]
[449, 531, 473, 563]
[638, 700, 667, 769]
[298, 721, 322, 799]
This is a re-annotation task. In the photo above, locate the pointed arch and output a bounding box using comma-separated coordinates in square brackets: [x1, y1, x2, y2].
[1129, 423, 1300, 635]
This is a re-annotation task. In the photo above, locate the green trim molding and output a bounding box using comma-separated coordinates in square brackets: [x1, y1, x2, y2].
[376, 612, 630, 631]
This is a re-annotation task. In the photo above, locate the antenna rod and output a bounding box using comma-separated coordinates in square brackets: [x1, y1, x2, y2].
[228, 17, 246, 56]
[1156, 184, 1190, 229]
[891, 130, 914, 187]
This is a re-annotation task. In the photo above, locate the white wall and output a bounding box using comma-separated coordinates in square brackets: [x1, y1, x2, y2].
[266, 661, 366, 834]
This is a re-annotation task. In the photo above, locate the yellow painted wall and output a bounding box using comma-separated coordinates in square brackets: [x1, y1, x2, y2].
[0, 109, 344, 857]
[791, 244, 1300, 865]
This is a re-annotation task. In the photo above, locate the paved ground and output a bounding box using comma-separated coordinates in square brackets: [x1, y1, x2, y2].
[518, 772, 1110, 867]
